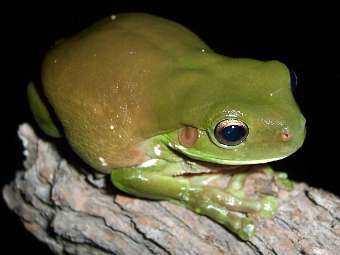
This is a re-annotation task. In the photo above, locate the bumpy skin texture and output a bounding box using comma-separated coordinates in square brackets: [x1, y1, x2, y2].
[31, 13, 306, 240]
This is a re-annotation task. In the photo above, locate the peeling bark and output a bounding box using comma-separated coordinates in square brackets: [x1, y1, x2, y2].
[3, 124, 340, 254]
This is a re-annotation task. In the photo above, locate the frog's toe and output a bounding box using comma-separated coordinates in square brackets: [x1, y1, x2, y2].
[257, 195, 278, 218]
[237, 217, 256, 241]
[262, 167, 295, 191]
[275, 176, 295, 191]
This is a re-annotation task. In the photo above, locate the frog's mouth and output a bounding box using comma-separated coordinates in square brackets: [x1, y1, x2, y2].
[176, 146, 287, 166]
[171, 147, 269, 177]
[169, 146, 287, 175]
[184, 157, 266, 175]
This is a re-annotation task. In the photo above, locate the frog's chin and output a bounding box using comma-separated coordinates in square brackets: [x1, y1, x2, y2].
[171, 144, 289, 166]
[206, 155, 288, 166]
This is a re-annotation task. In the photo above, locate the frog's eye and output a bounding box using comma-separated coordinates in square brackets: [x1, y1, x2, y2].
[214, 119, 249, 146]
[289, 69, 298, 91]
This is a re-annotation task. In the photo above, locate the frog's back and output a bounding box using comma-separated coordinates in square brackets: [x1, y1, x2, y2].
[41, 13, 209, 172]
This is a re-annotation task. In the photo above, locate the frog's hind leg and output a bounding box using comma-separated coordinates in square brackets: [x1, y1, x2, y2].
[111, 160, 278, 240]
[27, 82, 62, 138]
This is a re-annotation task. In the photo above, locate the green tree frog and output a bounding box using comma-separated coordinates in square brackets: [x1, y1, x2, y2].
[27, 13, 306, 240]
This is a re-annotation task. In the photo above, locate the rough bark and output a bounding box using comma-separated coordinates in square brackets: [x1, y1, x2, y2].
[3, 124, 340, 255]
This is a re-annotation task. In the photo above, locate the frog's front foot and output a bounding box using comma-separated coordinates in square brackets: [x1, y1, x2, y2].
[225, 171, 279, 218]
[110, 161, 291, 241]
[192, 201, 256, 240]
[217, 212, 256, 241]
[183, 185, 278, 239]
[183, 186, 266, 240]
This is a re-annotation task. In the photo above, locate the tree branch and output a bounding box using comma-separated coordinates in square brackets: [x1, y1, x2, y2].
[3, 124, 340, 254]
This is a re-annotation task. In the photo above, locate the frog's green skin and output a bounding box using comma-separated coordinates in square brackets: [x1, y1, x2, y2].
[28, 13, 306, 240]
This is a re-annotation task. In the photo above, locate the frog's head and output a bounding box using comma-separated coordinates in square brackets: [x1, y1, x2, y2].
[164, 56, 306, 165]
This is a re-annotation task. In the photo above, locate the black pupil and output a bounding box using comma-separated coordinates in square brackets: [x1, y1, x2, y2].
[221, 125, 246, 142]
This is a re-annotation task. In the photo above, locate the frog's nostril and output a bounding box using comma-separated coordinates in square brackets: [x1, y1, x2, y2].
[280, 128, 293, 142]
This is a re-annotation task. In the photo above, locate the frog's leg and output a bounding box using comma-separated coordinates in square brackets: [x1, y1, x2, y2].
[27, 82, 62, 138]
[111, 160, 276, 240]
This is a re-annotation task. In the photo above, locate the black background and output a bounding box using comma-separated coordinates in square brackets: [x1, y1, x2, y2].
[2, 1, 339, 253]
